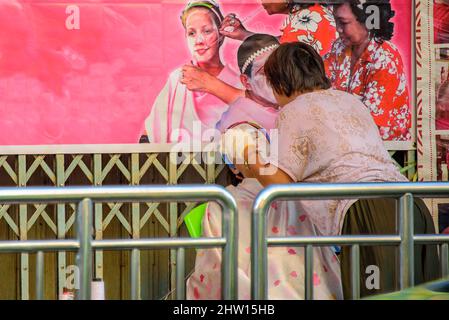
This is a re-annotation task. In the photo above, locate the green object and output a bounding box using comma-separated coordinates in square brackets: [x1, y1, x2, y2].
[184, 203, 207, 238]
[365, 278, 449, 300]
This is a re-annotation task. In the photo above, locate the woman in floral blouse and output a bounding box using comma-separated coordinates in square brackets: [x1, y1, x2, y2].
[324, 0, 411, 141]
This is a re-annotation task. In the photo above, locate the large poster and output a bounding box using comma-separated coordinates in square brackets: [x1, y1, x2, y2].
[0, 0, 412, 147]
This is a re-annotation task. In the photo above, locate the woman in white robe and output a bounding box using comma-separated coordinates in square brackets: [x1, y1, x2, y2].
[144, 0, 242, 143]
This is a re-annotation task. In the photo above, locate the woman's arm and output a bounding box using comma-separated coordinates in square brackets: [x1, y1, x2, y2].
[181, 65, 245, 104]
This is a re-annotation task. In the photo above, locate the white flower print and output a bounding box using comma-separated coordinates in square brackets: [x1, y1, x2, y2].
[297, 33, 323, 53]
[290, 9, 323, 33]
[322, 6, 336, 27]
[333, 38, 346, 56]
[363, 81, 385, 117]
[395, 73, 407, 96]
[281, 15, 290, 31]
[337, 56, 351, 87]
[389, 42, 399, 51]
[350, 69, 362, 90]
[379, 126, 391, 140]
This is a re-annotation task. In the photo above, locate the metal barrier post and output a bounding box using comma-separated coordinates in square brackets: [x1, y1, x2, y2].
[399, 193, 414, 289]
[221, 191, 238, 300]
[176, 248, 186, 300]
[305, 245, 314, 300]
[351, 244, 360, 300]
[251, 191, 270, 300]
[76, 198, 93, 300]
[131, 248, 140, 300]
[36, 251, 44, 300]
[441, 243, 449, 278]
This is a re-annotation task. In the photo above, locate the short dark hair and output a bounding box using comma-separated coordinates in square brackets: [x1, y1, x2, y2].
[264, 42, 331, 97]
[335, 0, 395, 41]
[237, 34, 280, 77]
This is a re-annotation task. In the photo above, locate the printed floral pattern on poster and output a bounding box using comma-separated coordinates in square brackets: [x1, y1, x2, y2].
[324, 38, 411, 141]
[279, 4, 337, 55]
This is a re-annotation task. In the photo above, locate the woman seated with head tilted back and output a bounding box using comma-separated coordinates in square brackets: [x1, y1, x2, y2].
[236, 42, 438, 298]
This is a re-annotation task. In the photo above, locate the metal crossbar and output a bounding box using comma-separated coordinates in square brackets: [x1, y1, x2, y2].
[251, 182, 449, 300]
[0, 185, 238, 300]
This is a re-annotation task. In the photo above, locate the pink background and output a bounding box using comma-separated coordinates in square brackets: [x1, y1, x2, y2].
[0, 0, 411, 146]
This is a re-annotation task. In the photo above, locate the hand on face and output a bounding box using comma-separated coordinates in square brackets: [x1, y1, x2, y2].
[180, 64, 213, 92]
[219, 13, 250, 41]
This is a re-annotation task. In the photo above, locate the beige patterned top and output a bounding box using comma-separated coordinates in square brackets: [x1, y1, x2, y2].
[275, 89, 407, 235]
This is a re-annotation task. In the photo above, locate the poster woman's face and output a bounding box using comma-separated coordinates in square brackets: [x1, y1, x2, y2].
[334, 3, 369, 46]
[185, 9, 221, 64]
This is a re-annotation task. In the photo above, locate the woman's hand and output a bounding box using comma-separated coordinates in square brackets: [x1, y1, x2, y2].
[181, 64, 245, 103]
[239, 144, 294, 186]
[180, 65, 214, 92]
[219, 13, 253, 41]
[234, 143, 257, 178]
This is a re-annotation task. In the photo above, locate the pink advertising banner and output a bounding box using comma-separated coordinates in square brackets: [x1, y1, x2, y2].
[0, 0, 411, 146]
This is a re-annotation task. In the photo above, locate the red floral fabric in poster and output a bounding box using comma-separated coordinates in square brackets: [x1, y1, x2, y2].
[324, 38, 411, 141]
[279, 4, 337, 56]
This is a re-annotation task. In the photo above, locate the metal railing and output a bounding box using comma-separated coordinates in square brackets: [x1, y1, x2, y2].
[251, 182, 449, 300]
[0, 185, 238, 300]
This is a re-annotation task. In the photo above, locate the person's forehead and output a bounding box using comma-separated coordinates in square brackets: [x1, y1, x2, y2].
[185, 8, 215, 27]
[334, 3, 353, 19]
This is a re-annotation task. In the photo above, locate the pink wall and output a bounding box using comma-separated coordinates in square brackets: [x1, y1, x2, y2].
[0, 0, 411, 145]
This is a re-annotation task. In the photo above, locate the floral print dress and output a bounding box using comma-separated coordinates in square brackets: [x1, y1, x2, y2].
[280, 4, 338, 56]
[324, 37, 411, 141]
[186, 178, 343, 300]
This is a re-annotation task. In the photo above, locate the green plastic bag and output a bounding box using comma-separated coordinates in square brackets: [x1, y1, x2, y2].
[184, 203, 207, 238]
